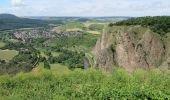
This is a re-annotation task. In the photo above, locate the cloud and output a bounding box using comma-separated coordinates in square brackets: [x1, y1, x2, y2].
[10, 0, 25, 7]
[1, 0, 170, 16]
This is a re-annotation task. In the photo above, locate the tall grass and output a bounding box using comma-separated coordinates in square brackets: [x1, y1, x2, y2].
[0, 68, 170, 99]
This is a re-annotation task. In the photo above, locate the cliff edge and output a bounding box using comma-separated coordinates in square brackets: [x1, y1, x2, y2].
[93, 26, 169, 72]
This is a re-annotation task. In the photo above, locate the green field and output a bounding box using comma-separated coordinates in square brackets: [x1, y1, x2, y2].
[51, 52, 60, 57]
[84, 21, 106, 27]
[61, 22, 84, 30]
[87, 31, 101, 35]
[0, 42, 5, 48]
[50, 64, 69, 73]
[37, 63, 69, 73]
[0, 49, 18, 61]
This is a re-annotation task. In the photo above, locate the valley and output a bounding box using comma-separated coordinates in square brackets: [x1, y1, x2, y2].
[0, 14, 170, 99]
[0, 14, 114, 74]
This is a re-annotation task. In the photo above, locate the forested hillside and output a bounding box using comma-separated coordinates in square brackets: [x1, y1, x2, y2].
[114, 16, 170, 35]
[0, 14, 63, 30]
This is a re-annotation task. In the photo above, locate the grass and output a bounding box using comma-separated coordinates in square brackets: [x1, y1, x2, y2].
[0, 68, 170, 99]
[61, 22, 84, 30]
[0, 42, 5, 48]
[84, 21, 106, 27]
[39, 51, 60, 58]
[0, 49, 18, 61]
[37, 63, 69, 73]
[66, 28, 82, 32]
[36, 62, 44, 68]
[50, 64, 69, 73]
[87, 31, 101, 35]
[84, 22, 95, 27]
[40, 51, 48, 58]
[51, 52, 60, 57]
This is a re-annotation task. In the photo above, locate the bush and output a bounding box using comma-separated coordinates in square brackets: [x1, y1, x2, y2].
[44, 61, 51, 69]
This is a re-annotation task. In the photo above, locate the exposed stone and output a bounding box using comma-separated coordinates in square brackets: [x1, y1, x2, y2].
[93, 26, 166, 72]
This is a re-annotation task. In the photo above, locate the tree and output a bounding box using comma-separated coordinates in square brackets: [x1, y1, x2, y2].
[108, 23, 114, 27]
[44, 60, 51, 69]
[114, 16, 170, 36]
[0, 60, 6, 64]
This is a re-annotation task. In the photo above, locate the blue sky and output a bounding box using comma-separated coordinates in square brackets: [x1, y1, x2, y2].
[0, 0, 170, 16]
[0, 0, 10, 7]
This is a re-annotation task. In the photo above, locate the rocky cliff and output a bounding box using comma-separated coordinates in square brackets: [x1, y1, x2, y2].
[93, 26, 170, 72]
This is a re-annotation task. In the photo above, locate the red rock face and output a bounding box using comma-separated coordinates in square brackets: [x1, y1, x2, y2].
[93, 26, 165, 72]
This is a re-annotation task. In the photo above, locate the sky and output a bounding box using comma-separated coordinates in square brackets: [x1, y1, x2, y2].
[0, 0, 170, 17]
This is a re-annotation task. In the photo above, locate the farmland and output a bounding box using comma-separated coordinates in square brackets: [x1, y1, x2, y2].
[0, 49, 18, 62]
[0, 42, 5, 48]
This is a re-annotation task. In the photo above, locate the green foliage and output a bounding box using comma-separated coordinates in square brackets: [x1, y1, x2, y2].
[0, 30, 98, 74]
[88, 24, 104, 31]
[108, 23, 114, 27]
[0, 68, 170, 99]
[114, 16, 170, 35]
[0, 51, 39, 74]
[54, 50, 85, 69]
[2, 41, 35, 51]
[44, 61, 51, 69]
[47, 33, 98, 49]
[47, 49, 85, 69]
[50, 64, 69, 73]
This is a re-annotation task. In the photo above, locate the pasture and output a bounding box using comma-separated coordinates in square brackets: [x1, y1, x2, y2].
[0, 49, 18, 61]
[0, 42, 5, 48]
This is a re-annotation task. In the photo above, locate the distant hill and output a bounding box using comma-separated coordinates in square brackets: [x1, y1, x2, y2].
[0, 14, 63, 31]
[0, 14, 18, 19]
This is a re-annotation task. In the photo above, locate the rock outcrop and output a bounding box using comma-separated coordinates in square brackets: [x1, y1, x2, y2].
[93, 26, 168, 72]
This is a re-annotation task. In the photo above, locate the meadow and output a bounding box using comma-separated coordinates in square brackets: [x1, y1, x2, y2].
[0, 68, 170, 100]
[0, 42, 5, 48]
[0, 49, 18, 62]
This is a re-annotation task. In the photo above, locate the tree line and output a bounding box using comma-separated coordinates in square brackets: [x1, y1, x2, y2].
[113, 16, 170, 36]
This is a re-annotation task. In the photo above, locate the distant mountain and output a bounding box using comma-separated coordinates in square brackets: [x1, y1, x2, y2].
[0, 14, 63, 31]
[25, 16, 134, 19]
[0, 14, 18, 19]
